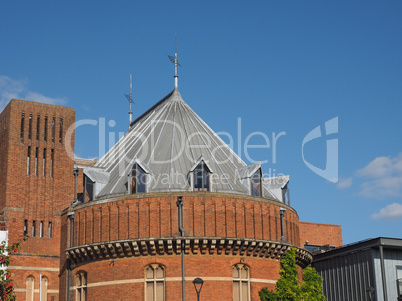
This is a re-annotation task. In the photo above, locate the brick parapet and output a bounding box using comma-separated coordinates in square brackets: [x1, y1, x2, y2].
[66, 194, 300, 247]
[299, 221, 343, 247]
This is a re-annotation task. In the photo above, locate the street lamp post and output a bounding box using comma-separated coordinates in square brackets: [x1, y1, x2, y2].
[193, 277, 204, 301]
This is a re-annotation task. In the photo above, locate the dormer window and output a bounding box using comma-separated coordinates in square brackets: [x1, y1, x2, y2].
[131, 163, 147, 194]
[282, 182, 290, 205]
[251, 169, 262, 197]
[189, 156, 213, 192]
[84, 175, 94, 202]
[194, 162, 210, 191]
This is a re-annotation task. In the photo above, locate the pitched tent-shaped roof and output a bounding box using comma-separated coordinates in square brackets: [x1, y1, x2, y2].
[93, 88, 280, 200]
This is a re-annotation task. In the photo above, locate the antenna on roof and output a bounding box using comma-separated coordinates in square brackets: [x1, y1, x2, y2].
[125, 74, 134, 128]
[168, 33, 181, 89]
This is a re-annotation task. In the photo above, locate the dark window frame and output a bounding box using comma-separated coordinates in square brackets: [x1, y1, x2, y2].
[193, 162, 210, 192]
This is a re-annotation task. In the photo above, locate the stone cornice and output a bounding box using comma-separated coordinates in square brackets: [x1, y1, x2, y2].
[66, 237, 312, 268]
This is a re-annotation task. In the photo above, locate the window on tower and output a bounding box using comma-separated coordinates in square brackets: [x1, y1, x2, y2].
[35, 147, 38, 176]
[43, 148, 46, 177]
[20, 114, 25, 140]
[145, 264, 165, 301]
[59, 118, 63, 143]
[193, 162, 210, 191]
[44, 117, 48, 141]
[26, 276, 34, 301]
[28, 115, 32, 140]
[51, 117, 55, 142]
[250, 170, 262, 197]
[130, 163, 148, 194]
[76, 271, 87, 301]
[233, 264, 250, 301]
[27, 146, 31, 175]
[36, 116, 40, 140]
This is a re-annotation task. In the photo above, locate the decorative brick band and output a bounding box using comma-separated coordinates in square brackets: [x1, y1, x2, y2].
[69, 277, 277, 290]
[66, 237, 312, 268]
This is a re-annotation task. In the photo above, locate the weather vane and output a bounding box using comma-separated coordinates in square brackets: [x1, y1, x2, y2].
[125, 74, 134, 128]
[168, 33, 182, 89]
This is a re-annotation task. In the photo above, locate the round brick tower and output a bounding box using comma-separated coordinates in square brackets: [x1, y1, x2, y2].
[59, 87, 312, 301]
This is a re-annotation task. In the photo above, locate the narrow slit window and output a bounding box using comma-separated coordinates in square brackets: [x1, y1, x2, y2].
[27, 147, 31, 175]
[20, 114, 25, 140]
[50, 149, 54, 178]
[194, 162, 210, 191]
[24, 220, 28, 235]
[39, 221, 43, 237]
[32, 221, 36, 237]
[59, 118, 63, 143]
[35, 148, 38, 176]
[52, 118, 55, 142]
[44, 117, 48, 141]
[43, 148, 46, 177]
[48, 222, 52, 238]
[28, 115, 32, 139]
[36, 116, 40, 140]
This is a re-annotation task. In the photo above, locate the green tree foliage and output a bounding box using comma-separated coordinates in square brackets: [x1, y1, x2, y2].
[300, 266, 326, 301]
[259, 248, 326, 301]
[0, 235, 28, 301]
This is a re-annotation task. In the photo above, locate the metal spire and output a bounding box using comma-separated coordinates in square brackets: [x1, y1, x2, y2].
[168, 34, 181, 89]
[125, 74, 134, 128]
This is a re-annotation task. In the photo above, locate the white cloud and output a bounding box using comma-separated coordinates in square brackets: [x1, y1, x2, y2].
[0, 75, 66, 111]
[357, 153, 402, 199]
[337, 177, 352, 189]
[371, 203, 402, 220]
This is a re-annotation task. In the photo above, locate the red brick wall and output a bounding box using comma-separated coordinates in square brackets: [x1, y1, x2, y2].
[68, 254, 280, 301]
[68, 194, 300, 247]
[58, 194, 302, 300]
[299, 221, 342, 247]
[0, 99, 76, 300]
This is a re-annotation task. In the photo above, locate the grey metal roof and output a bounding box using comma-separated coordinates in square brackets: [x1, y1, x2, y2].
[94, 88, 281, 200]
[84, 168, 110, 184]
[237, 162, 261, 179]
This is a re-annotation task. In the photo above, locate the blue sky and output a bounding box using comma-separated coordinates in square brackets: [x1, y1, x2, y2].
[1, 0, 401, 245]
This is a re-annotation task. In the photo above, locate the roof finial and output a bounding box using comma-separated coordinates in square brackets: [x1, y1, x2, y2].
[125, 74, 134, 129]
[168, 33, 181, 89]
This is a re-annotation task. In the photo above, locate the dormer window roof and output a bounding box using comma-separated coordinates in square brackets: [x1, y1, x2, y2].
[189, 156, 213, 192]
[237, 162, 262, 197]
[129, 159, 151, 194]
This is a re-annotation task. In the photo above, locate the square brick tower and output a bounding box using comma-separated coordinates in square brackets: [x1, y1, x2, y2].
[0, 99, 75, 300]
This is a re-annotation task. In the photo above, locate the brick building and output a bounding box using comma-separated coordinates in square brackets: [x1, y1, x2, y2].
[0, 73, 342, 300]
[0, 99, 75, 300]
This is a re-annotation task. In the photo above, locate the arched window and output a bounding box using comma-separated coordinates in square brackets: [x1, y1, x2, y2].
[193, 162, 210, 191]
[40, 276, 48, 301]
[26, 275, 34, 301]
[131, 163, 148, 194]
[145, 264, 165, 301]
[250, 170, 261, 197]
[233, 264, 250, 301]
[76, 271, 87, 301]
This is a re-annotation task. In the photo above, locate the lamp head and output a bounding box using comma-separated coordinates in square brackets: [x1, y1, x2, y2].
[192, 277, 204, 293]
